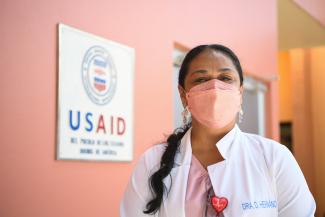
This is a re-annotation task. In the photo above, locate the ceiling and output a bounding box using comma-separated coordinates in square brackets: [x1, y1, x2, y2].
[278, 0, 325, 50]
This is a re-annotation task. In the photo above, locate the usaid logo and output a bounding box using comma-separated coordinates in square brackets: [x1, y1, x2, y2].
[81, 46, 117, 105]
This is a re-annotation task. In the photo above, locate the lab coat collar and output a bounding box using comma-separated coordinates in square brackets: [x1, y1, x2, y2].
[175, 124, 240, 166]
[216, 124, 240, 159]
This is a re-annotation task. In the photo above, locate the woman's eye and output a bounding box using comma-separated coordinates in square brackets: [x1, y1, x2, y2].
[219, 76, 233, 82]
[194, 78, 208, 83]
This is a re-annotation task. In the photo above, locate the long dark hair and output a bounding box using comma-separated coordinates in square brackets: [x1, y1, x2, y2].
[143, 44, 244, 215]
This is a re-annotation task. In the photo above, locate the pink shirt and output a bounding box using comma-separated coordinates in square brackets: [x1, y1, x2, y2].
[185, 155, 224, 217]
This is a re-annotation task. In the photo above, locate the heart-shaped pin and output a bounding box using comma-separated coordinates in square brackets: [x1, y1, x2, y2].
[211, 196, 228, 213]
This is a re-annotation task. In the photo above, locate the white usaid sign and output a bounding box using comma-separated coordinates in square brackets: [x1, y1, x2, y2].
[57, 24, 134, 161]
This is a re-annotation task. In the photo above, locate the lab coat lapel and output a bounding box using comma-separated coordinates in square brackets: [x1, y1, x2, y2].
[207, 125, 243, 217]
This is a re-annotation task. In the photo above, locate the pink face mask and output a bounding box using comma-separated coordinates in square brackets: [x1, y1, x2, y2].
[185, 79, 241, 129]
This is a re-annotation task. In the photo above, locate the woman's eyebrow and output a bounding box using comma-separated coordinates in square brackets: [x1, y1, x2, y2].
[218, 67, 233, 72]
[190, 67, 233, 76]
[191, 69, 208, 74]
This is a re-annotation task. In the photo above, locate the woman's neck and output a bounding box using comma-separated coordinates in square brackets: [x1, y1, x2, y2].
[190, 119, 236, 153]
[190, 119, 236, 167]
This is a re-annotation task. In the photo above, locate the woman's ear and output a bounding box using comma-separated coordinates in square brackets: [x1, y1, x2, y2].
[178, 85, 187, 108]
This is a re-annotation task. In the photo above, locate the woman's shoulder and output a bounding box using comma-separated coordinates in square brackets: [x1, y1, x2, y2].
[239, 131, 293, 168]
[134, 143, 167, 174]
[142, 143, 167, 161]
[241, 131, 288, 152]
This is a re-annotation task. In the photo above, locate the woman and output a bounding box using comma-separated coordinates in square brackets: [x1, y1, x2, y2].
[120, 44, 316, 217]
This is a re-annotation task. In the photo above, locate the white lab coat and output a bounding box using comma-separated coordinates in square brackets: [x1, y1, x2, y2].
[120, 125, 316, 217]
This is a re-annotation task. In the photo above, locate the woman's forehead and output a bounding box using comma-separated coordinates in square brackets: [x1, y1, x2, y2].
[188, 50, 236, 71]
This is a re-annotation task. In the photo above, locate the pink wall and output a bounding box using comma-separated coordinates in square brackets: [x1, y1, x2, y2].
[0, 0, 278, 216]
